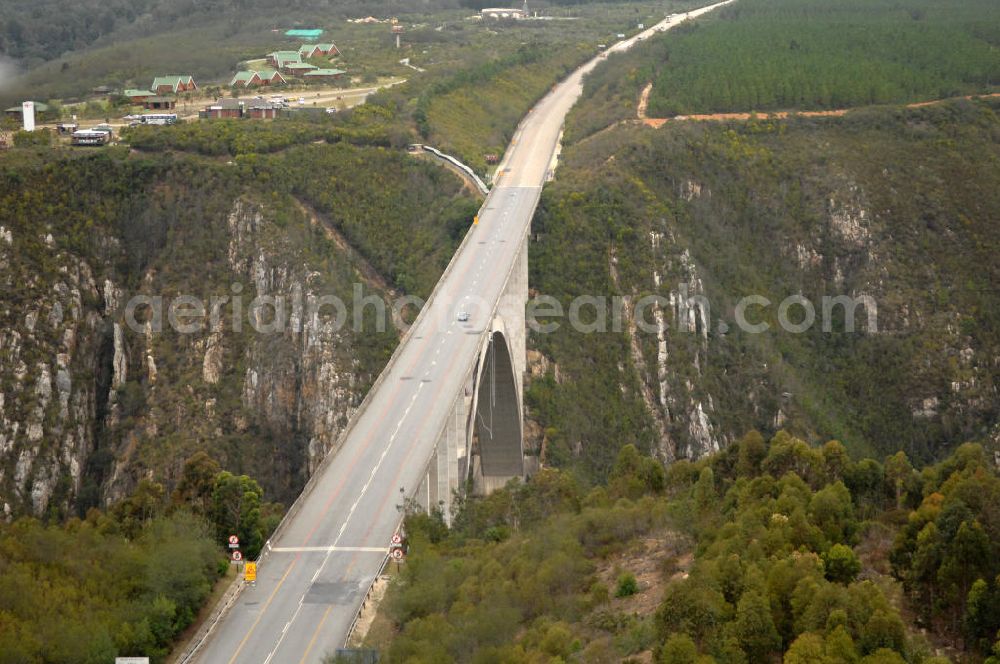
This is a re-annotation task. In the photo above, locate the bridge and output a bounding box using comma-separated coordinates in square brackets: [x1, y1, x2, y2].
[187, 3, 732, 662]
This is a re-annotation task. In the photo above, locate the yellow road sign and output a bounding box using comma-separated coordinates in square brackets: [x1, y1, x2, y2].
[245, 562, 257, 582]
[473, 215, 479, 226]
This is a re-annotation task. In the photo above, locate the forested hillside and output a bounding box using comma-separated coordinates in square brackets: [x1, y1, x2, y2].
[0, 117, 476, 518]
[0, 452, 284, 663]
[527, 98, 1000, 480]
[0, 0, 463, 65]
[648, 0, 1000, 115]
[564, 0, 1000, 138]
[366, 435, 1000, 662]
[0, 0, 670, 107]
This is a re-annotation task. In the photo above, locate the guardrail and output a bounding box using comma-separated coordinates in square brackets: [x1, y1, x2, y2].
[420, 145, 491, 196]
[343, 551, 393, 646]
[180, 6, 733, 660]
[182, 142, 509, 664]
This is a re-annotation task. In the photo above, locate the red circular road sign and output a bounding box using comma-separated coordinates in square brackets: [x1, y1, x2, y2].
[228, 535, 239, 548]
[391, 533, 402, 545]
[232, 550, 243, 562]
[391, 548, 404, 560]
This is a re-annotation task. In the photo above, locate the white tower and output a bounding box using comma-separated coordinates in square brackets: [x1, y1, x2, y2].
[21, 101, 35, 132]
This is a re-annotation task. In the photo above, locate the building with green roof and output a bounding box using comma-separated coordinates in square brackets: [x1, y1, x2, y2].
[256, 69, 287, 85]
[285, 29, 323, 40]
[151, 75, 197, 95]
[124, 89, 154, 100]
[4, 102, 51, 116]
[303, 68, 346, 80]
[230, 71, 262, 87]
[230, 69, 287, 87]
[267, 51, 302, 69]
[283, 62, 319, 75]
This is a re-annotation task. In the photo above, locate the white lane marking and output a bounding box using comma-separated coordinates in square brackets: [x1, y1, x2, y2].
[265, 381, 427, 660]
[272, 546, 388, 553]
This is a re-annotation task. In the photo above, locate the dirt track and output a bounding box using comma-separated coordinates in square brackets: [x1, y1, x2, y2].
[639, 89, 1000, 127]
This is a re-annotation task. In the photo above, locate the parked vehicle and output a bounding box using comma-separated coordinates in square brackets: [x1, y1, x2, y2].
[137, 113, 178, 126]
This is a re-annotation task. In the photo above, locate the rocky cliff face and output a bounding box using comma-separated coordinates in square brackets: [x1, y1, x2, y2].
[99, 198, 379, 506]
[0, 233, 105, 516]
[0, 149, 440, 517]
[530, 101, 1000, 475]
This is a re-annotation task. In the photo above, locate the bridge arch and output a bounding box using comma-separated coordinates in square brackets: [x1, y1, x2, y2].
[468, 326, 524, 486]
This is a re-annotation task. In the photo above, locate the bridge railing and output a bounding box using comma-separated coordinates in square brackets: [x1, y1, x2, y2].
[182, 133, 516, 663]
[421, 145, 490, 196]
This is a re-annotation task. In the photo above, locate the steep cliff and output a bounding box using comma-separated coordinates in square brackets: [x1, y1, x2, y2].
[528, 100, 1000, 479]
[0, 145, 473, 517]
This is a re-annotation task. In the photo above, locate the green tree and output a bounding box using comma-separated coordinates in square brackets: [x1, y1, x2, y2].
[785, 632, 827, 664]
[859, 610, 906, 655]
[884, 452, 912, 510]
[809, 482, 856, 544]
[736, 430, 766, 477]
[609, 444, 666, 499]
[617, 572, 639, 598]
[693, 467, 716, 512]
[211, 471, 265, 558]
[823, 544, 861, 584]
[172, 451, 221, 514]
[859, 649, 905, 664]
[732, 588, 781, 661]
[965, 578, 1000, 654]
[824, 625, 859, 663]
[661, 633, 698, 664]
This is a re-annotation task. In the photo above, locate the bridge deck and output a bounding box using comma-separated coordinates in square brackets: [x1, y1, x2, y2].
[189, 3, 733, 662]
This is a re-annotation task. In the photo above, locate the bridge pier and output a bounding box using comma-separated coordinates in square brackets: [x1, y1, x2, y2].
[417, 221, 532, 521]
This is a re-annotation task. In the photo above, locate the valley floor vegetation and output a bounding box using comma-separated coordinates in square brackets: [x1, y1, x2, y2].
[0, 452, 278, 664]
[365, 434, 1000, 664]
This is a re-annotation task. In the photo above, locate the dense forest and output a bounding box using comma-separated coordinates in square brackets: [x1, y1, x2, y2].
[0, 452, 277, 664]
[366, 434, 1000, 662]
[646, 0, 1000, 115]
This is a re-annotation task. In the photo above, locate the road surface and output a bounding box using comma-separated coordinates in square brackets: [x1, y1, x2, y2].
[188, 3, 732, 662]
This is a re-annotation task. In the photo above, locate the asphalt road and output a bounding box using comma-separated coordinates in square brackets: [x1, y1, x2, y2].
[189, 3, 733, 662]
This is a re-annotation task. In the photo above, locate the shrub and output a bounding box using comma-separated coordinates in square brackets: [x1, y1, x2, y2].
[616, 572, 639, 598]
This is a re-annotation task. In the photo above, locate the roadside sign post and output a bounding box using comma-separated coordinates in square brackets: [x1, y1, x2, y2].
[231, 550, 243, 563]
[245, 561, 257, 583]
[228, 534, 240, 549]
[390, 532, 405, 566]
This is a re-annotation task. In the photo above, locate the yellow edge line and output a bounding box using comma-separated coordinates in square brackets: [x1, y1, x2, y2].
[298, 605, 333, 664]
[226, 559, 297, 664]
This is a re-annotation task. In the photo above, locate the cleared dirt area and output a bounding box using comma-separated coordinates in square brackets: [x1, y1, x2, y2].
[640, 90, 1000, 126]
[597, 530, 692, 617]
